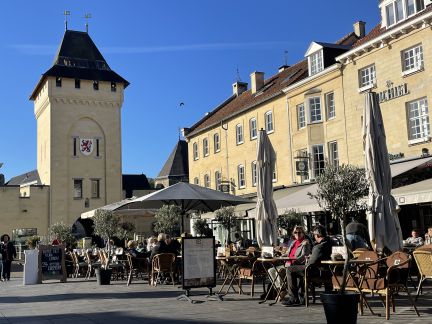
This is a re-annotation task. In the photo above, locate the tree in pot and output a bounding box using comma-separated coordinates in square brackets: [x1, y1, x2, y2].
[153, 205, 181, 237]
[214, 206, 238, 245]
[117, 221, 136, 247]
[308, 164, 368, 324]
[48, 222, 76, 247]
[192, 218, 213, 237]
[92, 209, 120, 284]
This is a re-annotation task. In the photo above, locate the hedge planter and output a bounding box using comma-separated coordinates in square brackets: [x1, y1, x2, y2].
[320, 292, 359, 324]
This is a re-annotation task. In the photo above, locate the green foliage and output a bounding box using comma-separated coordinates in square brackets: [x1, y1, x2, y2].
[278, 209, 303, 232]
[214, 206, 238, 241]
[26, 235, 40, 249]
[153, 205, 181, 236]
[309, 164, 368, 222]
[48, 222, 75, 245]
[117, 221, 136, 241]
[193, 218, 213, 237]
[92, 209, 120, 242]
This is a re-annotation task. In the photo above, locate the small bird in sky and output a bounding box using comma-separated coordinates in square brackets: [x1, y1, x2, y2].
[179, 102, 185, 107]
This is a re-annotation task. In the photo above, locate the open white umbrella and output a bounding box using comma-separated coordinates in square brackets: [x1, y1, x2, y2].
[255, 129, 278, 247]
[363, 92, 403, 253]
[116, 182, 252, 231]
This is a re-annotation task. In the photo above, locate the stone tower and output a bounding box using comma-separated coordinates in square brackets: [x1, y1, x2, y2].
[30, 29, 129, 226]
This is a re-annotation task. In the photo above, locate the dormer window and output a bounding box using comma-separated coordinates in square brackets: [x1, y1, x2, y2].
[309, 50, 324, 76]
[56, 77, 62, 87]
[383, 0, 424, 27]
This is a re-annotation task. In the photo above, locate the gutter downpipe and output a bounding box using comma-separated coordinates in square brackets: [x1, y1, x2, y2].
[221, 120, 230, 193]
[285, 95, 295, 184]
[340, 63, 350, 165]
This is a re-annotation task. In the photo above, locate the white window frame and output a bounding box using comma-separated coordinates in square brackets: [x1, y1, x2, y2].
[73, 179, 83, 199]
[358, 64, 376, 92]
[251, 161, 257, 187]
[215, 171, 221, 190]
[328, 141, 339, 168]
[309, 50, 324, 76]
[312, 144, 325, 178]
[308, 97, 322, 123]
[401, 44, 424, 76]
[406, 97, 430, 144]
[193, 142, 199, 160]
[237, 164, 245, 189]
[236, 124, 244, 145]
[249, 118, 257, 140]
[384, 0, 424, 27]
[204, 174, 211, 188]
[265, 111, 274, 134]
[325, 92, 335, 120]
[214, 133, 220, 153]
[297, 104, 306, 129]
[203, 138, 209, 157]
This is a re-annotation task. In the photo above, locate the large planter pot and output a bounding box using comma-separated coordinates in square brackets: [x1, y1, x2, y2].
[320, 292, 359, 324]
[95, 268, 112, 285]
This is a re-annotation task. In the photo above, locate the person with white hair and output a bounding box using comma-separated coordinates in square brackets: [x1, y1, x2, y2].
[150, 233, 169, 261]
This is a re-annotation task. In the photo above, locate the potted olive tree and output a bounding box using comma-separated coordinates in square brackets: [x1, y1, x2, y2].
[214, 206, 238, 245]
[192, 218, 213, 237]
[92, 209, 120, 285]
[48, 222, 75, 247]
[153, 205, 181, 236]
[309, 164, 368, 324]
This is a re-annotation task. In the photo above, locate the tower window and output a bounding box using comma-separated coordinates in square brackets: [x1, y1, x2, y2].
[93, 80, 99, 90]
[56, 77, 62, 87]
[73, 137, 78, 157]
[75, 79, 80, 89]
[111, 82, 117, 92]
[96, 139, 100, 157]
[91, 179, 100, 198]
[73, 179, 83, 199]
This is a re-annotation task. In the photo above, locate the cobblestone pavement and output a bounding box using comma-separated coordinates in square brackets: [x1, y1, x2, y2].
[0, 267, 430, 323]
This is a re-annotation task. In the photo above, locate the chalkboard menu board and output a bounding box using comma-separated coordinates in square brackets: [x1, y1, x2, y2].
[38, 245, 67, 283]
[182, 237, 216, 290]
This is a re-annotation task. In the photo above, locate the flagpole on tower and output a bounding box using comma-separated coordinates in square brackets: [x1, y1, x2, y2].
[64, 11, 70, 31]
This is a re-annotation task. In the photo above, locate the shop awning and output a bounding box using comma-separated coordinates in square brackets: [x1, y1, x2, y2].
[391, 156, 432, 177]
[392, 178, 432, 205]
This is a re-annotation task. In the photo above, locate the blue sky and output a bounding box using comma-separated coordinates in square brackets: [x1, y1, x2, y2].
[0, 1, 380, 181]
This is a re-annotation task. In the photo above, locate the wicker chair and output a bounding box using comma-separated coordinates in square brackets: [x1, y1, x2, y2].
[84, 250, 101, 280]
[238, 258, 266, 297]
[126, 253, 150, 286]
[413, 249, 432, 301]
[71, 252, 88, 278]
[150, 253, 176, 286]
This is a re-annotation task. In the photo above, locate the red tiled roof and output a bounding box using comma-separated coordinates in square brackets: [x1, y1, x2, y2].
[353, 6, 432, 48]
[187, 60, 309, 136]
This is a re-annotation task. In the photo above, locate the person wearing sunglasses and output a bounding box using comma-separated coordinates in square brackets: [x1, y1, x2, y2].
[265, 226, 311, 301]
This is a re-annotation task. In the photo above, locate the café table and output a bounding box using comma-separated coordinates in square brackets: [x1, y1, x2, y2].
[257, 256, 296, 305]
[216, 255, 249, 296]
[321, 259, 376, 315]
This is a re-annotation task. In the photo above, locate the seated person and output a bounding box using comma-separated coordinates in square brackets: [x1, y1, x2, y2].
[282, 225, 332, 306]
[346, 218, 370, 250]
[127, 240, 148, 258]
[405, 229, 424, 247]
[165, 234, 181, 255]
[234, 233, 245, 250]
[150, 233, 169, 261]
[136, 242, 145, 253]
[264, 226, 311, 301]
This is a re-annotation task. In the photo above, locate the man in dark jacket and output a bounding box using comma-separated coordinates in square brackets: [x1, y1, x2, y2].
[282, 225, 332, 306]
[1, 234, 16, 281]
[346, 218, 370, 250]
[150, 233, 169, 261]
[165, 235, 181, 256]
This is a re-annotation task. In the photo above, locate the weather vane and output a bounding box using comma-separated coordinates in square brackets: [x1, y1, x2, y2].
[84, 13, 92, 33]
[64, 11, 70, 31]
[236, 67, 241, 82]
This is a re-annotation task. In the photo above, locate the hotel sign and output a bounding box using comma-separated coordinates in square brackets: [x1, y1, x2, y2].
[378, 82, 409, 103]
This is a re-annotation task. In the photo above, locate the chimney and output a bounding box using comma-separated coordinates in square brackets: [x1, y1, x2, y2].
[353, 21, 366, 38]
[232, 81, 248, 96]
[250, 71, 264, 94]
[278, 65, 290, 73]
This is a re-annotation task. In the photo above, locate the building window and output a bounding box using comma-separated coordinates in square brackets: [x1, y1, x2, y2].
[93, 80, 99, 90]
[215, 171, 221, 190]
[96, 139, 100, 157]
[358, 64, 376, 91]
[297, 149, 309, 182]
[328, 141, 339, 168]
[91, 179, 100, 198]
[73, 179, 83, 198]
[73, 137, 78, 157]
[194, 177, 199, 185]
[203, 138, 209, 157]
[385, 0, 424, 27]
[111, 82, 117, 92]
[407, 98, 430, 142]
[236, 124, 244, 145]
[238, 165, 245, 188]
[309, 97, 322, 123]
[325, 92, 335, 119]
[193, 142, 199, 160]
[251, 161, 257, 187]
[75, 79, 80, 89]
[250, 118, 257, 140]
[214, 133, 220, 153]
[56, 77, 62, 87]
[297, 104, 306, 129]
[272, 164, 277, 183]
[204, 174, 210, 188]
[265, 111, 274, 133]
[309, 50, 324, 76]
[402, 44, 423, 75]
[312, 145, 325, 178]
